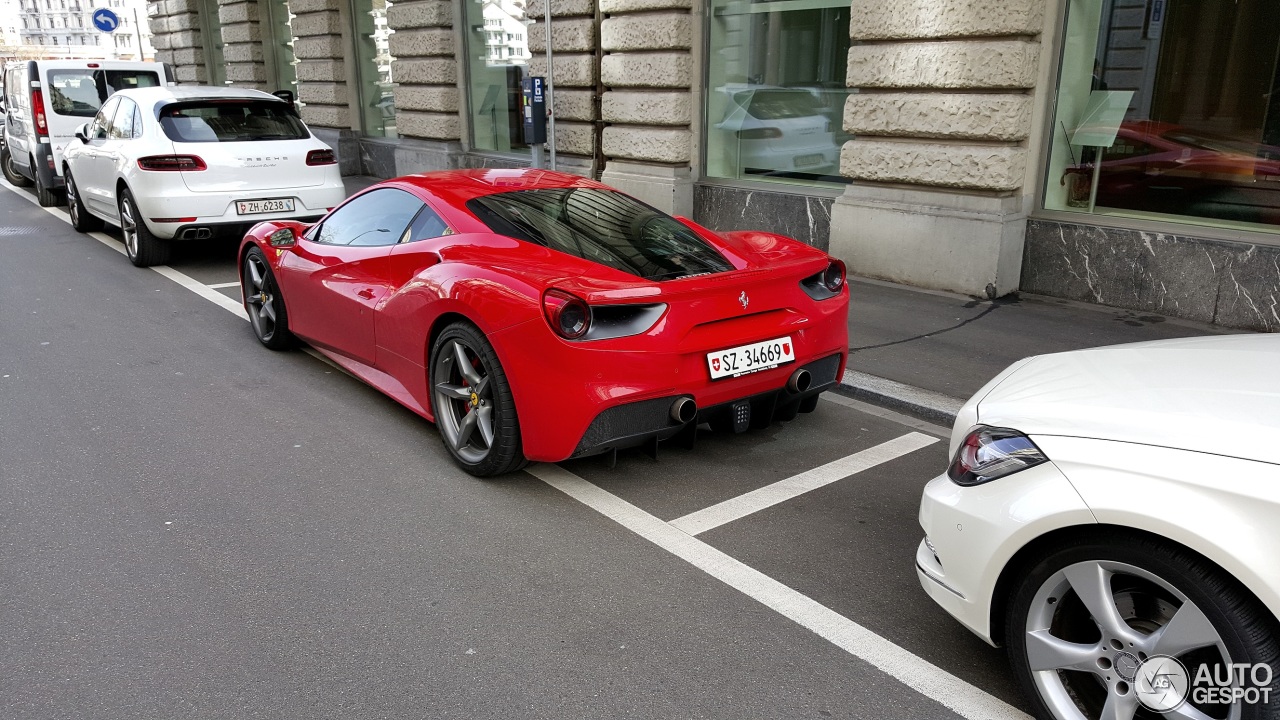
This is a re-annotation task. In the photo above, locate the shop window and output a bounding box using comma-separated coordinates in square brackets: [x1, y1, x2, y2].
[198, 0, 227, 85]
[1046, 0, 1280, 232]
[351, 0, 396, 137]
[704, 0, 853, 186]
[464, 0, 532, 153]
[262, 0, 298, 98]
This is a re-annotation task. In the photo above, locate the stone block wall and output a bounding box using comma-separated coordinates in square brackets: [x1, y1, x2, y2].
[147, 0, 209, 84]
[528, 0, 599, 163]
[387, 0, 459, 141]
[841, 0, 1045, 190]
[290, 0, 351, 129]
[218, 0, 267, 90]
[830, 0, 1051, 297]
[596, 0, 693, 213]
[598, 0, 691, 164]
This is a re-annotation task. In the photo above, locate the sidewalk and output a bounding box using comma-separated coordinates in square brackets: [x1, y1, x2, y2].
[343, 176, 1243, 426]
[841, 277, 1237, 425]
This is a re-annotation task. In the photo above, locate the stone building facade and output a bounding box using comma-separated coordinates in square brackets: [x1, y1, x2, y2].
[146, 0, 1280, 331]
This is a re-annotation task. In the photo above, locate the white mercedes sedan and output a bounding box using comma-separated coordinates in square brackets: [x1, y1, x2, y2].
[917, 334, 1280, 720]
[61, 86, 346, 267]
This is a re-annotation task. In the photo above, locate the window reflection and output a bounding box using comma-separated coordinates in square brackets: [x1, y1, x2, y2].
[1048, 0, 1280, 230]
[705, 0, 852, 185]
[466, 0, 532, 153]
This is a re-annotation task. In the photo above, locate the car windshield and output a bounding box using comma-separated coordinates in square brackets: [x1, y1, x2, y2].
[467, 188, 733, 281]
[46, 69, 160, 117]
[158, 100, 309, 142]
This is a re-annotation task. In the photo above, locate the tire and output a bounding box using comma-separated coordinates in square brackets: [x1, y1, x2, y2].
[1005, 532, 1279, 720]
[65, 168, 102, 232]
[33, 159, 61, 207]
[118, 187, 171, 267]
[429, 322, 525, 477]
[242, 247, 297, 350]
[1, 145, 32, 187]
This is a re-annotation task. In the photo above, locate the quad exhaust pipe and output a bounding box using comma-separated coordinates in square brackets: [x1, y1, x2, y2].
[787, 368, 812, 393]
[179, 227, 213, 240]
[670, 397, 697, 424]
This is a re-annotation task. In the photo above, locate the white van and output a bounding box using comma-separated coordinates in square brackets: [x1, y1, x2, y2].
[2, 60, 172, 206]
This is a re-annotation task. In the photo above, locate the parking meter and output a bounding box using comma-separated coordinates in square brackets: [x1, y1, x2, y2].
[521, 77, 547, 146]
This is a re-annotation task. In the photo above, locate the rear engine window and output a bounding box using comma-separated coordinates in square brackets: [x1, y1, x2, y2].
[159, 100, 309, 143]
[46, 69, 161, 117]
[467, 188, 733, 281]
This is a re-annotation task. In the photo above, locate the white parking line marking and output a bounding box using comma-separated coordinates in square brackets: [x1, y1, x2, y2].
[669, 432, 939, 536]
[1, 180, 248, 321]
[151, 265, 248, 319]
[205, 281, 241, 289]
[527, 463, 1028, 720]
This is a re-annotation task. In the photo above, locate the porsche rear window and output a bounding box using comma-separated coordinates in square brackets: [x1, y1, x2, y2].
[467, 189, 732, 281]
[159, 100, 309, 143]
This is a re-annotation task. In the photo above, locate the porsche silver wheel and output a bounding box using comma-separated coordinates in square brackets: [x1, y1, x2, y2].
[120, 194, 139, 259]
[117, 189, 170, 267]
[66, 170, 101, 232]
[1024, 560, 1235, 720]
[433, 338, 497, 465]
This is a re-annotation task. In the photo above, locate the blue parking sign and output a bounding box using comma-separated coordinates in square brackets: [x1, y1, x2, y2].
[92, 8, 121, 33]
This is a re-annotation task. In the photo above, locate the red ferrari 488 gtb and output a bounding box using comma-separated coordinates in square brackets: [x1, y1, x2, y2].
[239, 170, 849, 476]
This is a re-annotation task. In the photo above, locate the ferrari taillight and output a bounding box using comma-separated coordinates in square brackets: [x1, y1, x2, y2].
[543, 289, 590, 340]
[32, 88, 47, 137]
[823, 259, 845, 293]
[138, 155, 206, 171]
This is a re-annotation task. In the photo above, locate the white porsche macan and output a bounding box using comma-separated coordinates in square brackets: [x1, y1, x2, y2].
[61, 85, 346, 267]
[918, 334, 1280, 720]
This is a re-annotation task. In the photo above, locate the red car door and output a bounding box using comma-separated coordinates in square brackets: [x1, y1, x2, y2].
[275, 187, 425, 365]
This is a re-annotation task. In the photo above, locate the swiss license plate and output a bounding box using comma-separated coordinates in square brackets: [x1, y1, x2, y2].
[794, 154, 824, 168]
[236, 198, 295, 215]
[707, 336, 795, 380]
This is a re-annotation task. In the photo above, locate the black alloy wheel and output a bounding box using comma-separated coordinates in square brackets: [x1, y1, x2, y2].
[242, 247, 296, 350]
[429, 322, 525, 477]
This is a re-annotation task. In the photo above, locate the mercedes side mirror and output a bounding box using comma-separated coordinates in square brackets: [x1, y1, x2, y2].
[75, 123, 90, 143]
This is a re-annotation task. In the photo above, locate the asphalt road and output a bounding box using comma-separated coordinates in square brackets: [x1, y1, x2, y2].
[1, 182, 1029, 719]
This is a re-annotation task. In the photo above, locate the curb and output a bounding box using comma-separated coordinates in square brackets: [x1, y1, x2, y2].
[835, 370, 964, 428]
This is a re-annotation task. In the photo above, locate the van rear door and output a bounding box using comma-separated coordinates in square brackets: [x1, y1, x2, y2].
[41, 64, 162, 176]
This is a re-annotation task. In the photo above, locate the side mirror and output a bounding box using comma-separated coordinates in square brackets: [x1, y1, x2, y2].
[268, 226, 297, 247]
[75, 124, 89, 143]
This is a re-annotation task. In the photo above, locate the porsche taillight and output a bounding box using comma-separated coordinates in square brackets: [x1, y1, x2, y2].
[306, 149, 336, 165]
[543, 289, 590, 340]
[32, 88, 48, 137]
[138, 155, 207, 171]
